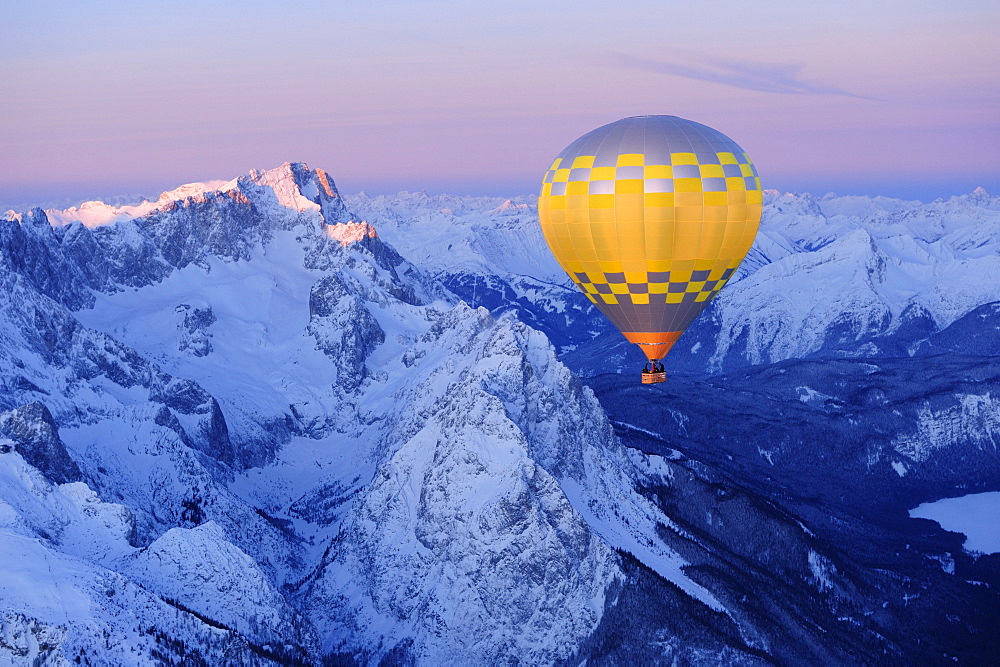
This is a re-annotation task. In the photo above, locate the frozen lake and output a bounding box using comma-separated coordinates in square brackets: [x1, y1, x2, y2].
[909, 491, 1000, 554]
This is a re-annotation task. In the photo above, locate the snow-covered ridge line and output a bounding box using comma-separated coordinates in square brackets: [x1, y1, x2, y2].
[29, 163, 375, 234]
[40, 180, 229, 228]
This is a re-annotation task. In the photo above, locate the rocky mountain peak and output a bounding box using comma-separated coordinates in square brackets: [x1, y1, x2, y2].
[966, 185, 997, 209]
[221, 162, 355, 227]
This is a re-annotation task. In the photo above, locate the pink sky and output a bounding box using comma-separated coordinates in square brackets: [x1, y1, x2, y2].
[3, 1, 998, 206]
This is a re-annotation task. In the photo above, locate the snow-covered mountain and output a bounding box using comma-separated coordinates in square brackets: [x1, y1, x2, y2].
[1, 165, 996, 663]
[0, 165, 727, 663]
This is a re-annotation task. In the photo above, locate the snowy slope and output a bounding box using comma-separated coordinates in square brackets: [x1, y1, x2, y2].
[0, 445, 312, 664]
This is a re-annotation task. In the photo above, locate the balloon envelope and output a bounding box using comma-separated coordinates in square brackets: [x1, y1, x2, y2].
[538, 115, 762, 362]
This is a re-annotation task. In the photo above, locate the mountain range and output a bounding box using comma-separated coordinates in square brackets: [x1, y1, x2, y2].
[1, 163, 996, 664]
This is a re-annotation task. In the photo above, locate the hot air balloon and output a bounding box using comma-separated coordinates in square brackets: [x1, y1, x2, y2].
[538, 115, 762, 383]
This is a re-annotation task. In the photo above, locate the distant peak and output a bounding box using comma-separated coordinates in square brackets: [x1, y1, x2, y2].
[490, 199, 531, 215]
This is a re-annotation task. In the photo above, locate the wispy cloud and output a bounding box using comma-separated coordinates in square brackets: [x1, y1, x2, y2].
[610, 51, 877, 100]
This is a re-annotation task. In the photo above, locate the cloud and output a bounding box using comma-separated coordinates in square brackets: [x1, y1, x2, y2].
[610, 51, 877, 100]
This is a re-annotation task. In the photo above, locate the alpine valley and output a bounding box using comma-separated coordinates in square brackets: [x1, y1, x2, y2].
[1, 163, 997, 664]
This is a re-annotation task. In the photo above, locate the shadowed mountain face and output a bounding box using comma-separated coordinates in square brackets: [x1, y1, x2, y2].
[586, 353, 1000, 662]
[0, 172, 997, 663]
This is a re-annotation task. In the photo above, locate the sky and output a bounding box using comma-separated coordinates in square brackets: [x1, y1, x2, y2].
[2, 0, 999, 206]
